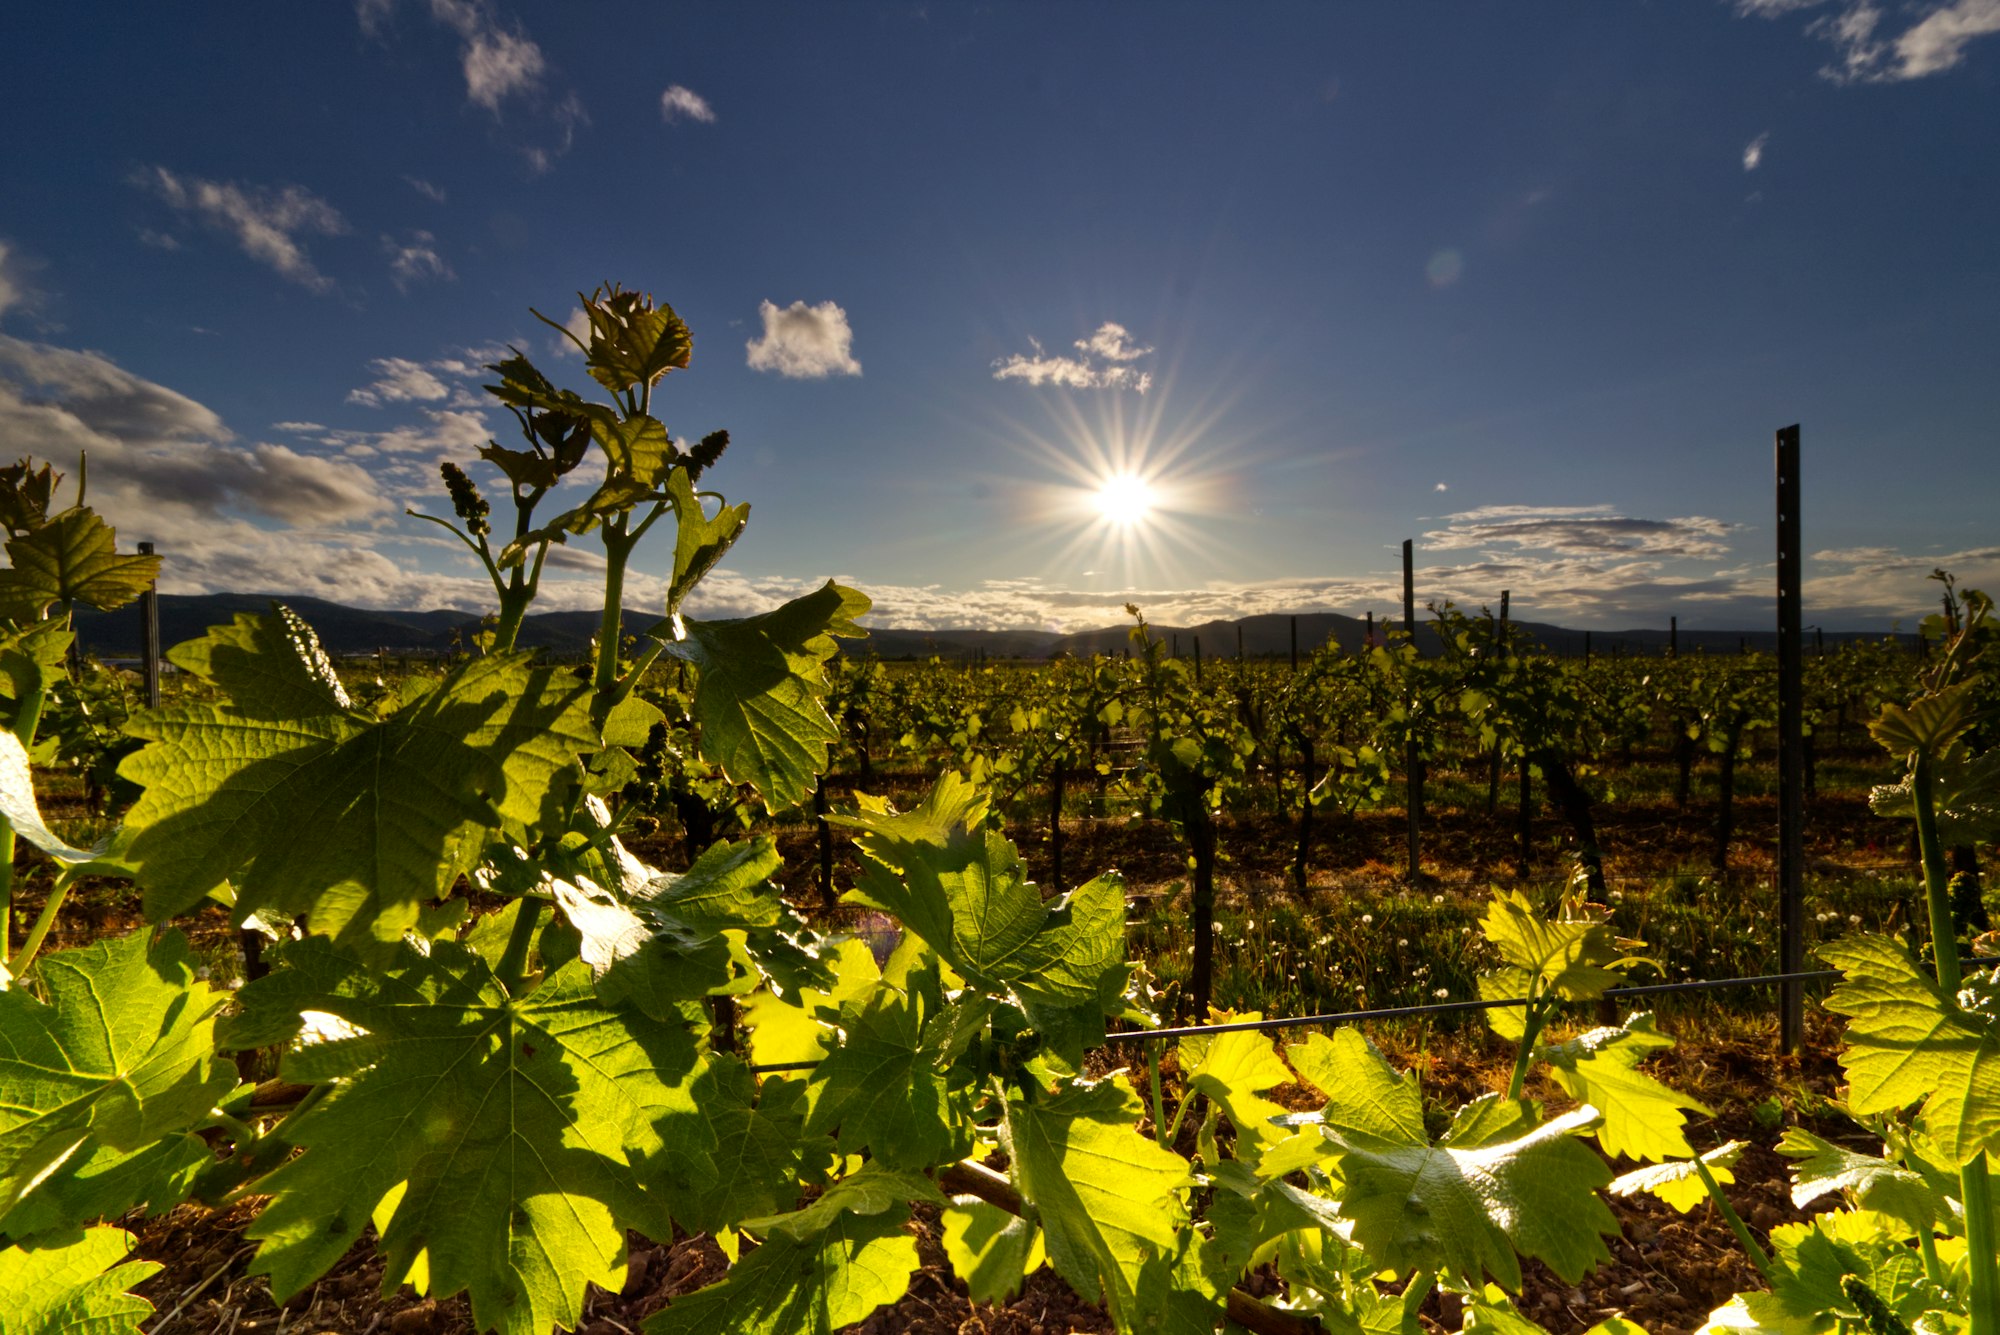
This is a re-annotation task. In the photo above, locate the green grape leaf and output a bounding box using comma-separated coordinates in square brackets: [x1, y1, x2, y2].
[554, 836, 806, 1019]
[1002, 1074, 1193, 1331]
[232, 938, 707, 1335]
[801, 971, 957, 1170]
[1477, 968, 1534, 1043]
[1480, 889, 1631, 1001]
[593, 413, 675, 486]
[1538, 1013, 1710, 1162]
[643, 1206, 916, 1335]
[1439, 1094, 1542, 1149]
[0, 508, 160, 620]
[941, 1197, 1046, 1305]
[1869, 682, 1980, 758]
[164, 605, 350, 721]
[0, 729, 99, 863]
[1305, 1032, 1617, 1289]
[650, 1060, 810, 1237]
[0, 930, 233, 1219]
[1869, 747, 2000, 845]
[665, 470, 747, 617]
[1776, 1128, 1941, 1232]
[744, 937, 881, 1069]
[1608, 1142, 1743, 1213]
[839, 773, 1126, 1006]
[0, 1131, 209, 1242]
[1285, 1029, 1428, 1148]
[1820, 934, 2000, 1166]
[0, 1226, 161, 1335]
[661, 581, 869, 812]
[579, 290, 692, 394]
[121, 622, 594, 950]
[1178, 1017, 1293, 1160]
[1747, 1212, 1933, 1330]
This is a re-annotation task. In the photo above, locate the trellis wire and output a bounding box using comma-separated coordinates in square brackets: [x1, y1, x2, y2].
[745, 956, 1998, 1074]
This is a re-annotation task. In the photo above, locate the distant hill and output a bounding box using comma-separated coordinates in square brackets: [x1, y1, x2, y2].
[72, 592, 1911, 662]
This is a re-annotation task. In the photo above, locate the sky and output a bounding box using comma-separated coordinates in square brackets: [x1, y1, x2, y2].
[1, 2, 1996, 634]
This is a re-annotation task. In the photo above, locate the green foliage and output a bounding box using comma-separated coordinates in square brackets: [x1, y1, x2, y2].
[1538, 1013, 1709, 1162]
[1821, 934, 2000, 1167]
[225, 936, 704, 1335]
[0, 930, 233, 1228]
[120, 616, 594, 949]
[0, 1226, 160, 1335]
[0, 508, 160, 623]
[1002, 1074, 1192, 1332]
[1287, 1029, 1619, 1291]
[662, 580, 869, 812]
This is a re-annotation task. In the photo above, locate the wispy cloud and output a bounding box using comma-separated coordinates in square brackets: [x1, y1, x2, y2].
[992, 321, 1155, 392]
[133, 167, 347, 291]
[660, 84, 716, 124]
[745, 299, 862, 378]
[362, 1, 583, 167]
[1742, 131, 1770, 170]
[1423, 504, 1737, 559]
[348, 357, 452, 406]
[382, 231, 453, 290]
[1736, 0, 2000, 81]
[403, 175, 447, 203]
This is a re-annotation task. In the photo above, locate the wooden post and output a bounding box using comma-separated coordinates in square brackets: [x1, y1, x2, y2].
[1364, 610, 1374, 649]
[1403, 539, 1421, 881]
[137, 541, 161, 709]
[1193, 636, 1202, 684]
[1289, 615, 1298, 670]
[1487, 592, 1507, 815]
[1237, 623, 1244, 661]
[1172, 633, 1179, 659]
[1670, 615, 1678, 658]
[1776, 424, 1805, 1054]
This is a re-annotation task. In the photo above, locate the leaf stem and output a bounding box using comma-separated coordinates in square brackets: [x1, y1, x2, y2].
[495, 899, 544, 997]
[11, 865, 74, 974]
[1692, 1155, 1773, 1280]
[1504, 988, 1546, 1101]
[1913, 750, 2000, 1335]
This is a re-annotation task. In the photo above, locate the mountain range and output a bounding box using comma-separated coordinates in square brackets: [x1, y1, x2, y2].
[73, 593, 1912, 663]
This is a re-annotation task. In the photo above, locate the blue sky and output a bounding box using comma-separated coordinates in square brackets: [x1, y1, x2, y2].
[1, 2, 1994, 631]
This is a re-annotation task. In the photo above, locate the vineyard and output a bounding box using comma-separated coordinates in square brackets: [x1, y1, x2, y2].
[3, 287, 1998, 1335]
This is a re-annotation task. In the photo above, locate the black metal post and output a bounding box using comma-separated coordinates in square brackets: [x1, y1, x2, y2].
[1403, 539, 1420, 881]
[1776, 424, 1805, 1054]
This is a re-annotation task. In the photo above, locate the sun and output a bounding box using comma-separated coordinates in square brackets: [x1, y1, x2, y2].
[1095, 473, 1156, 527]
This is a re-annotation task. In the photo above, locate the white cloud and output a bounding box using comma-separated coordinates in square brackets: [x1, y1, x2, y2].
[745, 299, 862, 379]
[1742, 131, 1770, 171]
[330, 407, 493, 458]
[362, 2, 581, 167]
[423, 0, 545, 111]
[404, 175, 447, 203]
[1435, 482, 1449, 492]
[660, 84, 716, 124]
[0, 335, 389, 538]
[347, 357, 451, 407]
[549, 306, 591, 357]
[382, 231, 453, 290]
[133, 167, 347, 291]
[137, 228, 181, 251]
[1738, 0, 2000, 81]
[1424, 504, 1736, 559]
[993, 322, 1155, 393]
